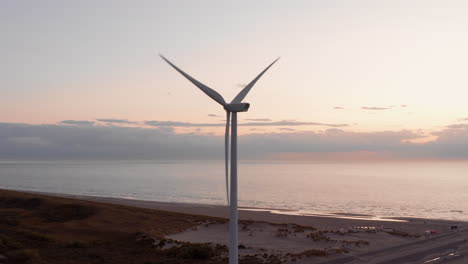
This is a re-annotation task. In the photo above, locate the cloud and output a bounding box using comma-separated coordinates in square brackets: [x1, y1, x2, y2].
[425, 124, 468, 159]
[96, 119, 137, 124]
[445, 124, 468, 129]
[242, 121, 349, 128]
[238, 129, 441, 160]
[333, 107, 344, 110]
[208, 114, 221, 118]
[144, 120, 349, 128]
[279, 128, 296, 131]
[401, 105, 407, 107]
[459, 118, 468, 121]
[8, 136, 49, 146]
[236, 83, 247, 88]
[361, 107, 390, 111]
[144, 121, 221, 127]
[245, 118, 272, 122]
[59, 120, 95, 125]
[0, 122, 217, 160]
[2, 121, 468, 161]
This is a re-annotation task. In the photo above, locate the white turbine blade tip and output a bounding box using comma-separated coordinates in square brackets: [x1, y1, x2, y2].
[231, 57, 280, 104]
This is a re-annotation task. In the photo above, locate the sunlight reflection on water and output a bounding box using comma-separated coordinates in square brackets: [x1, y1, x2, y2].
[0, 160, 467, 221]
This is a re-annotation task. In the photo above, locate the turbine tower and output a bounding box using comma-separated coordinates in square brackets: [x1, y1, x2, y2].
[160, 54, 279, 264]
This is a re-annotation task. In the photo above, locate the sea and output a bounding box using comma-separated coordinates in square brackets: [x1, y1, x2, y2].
[0, 160, 467, 221]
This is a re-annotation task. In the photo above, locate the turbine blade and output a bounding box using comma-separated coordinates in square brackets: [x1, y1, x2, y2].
[225, 111, 231, 206]
[231, 57, 280, 104]
[160, 54, 227, 106]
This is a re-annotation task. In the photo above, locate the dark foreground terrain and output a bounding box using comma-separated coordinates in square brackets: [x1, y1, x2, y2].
[0, 189, 242, 264]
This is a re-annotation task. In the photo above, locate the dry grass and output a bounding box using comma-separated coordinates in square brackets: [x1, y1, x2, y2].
[385, 230, 421, 238]
[287, 249, 329, 258]
[0, 189, 230, 264]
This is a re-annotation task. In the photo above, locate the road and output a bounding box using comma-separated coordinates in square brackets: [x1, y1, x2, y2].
[317, 229, 468, 264]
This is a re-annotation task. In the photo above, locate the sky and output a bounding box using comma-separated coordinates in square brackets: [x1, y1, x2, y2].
[2, 0, 468, 160]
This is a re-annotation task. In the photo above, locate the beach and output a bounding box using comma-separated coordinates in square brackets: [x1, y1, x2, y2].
[62, 193, 460, 234]
[1, 189, 467, 264]
[60, 193, 468, 263]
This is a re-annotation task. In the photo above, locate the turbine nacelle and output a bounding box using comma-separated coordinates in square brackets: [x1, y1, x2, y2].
[225, 103, 250, 112]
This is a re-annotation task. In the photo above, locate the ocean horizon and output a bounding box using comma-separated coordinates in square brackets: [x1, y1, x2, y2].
[1, 160, 467, 221]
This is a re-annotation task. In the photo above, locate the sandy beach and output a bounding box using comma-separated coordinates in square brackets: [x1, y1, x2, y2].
[33, 191, 468, 263]
[62, 193, 461, 234]
[1, 189, 467, 264]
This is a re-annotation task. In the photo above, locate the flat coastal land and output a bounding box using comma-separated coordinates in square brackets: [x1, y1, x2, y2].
[0, 189, 467, 264]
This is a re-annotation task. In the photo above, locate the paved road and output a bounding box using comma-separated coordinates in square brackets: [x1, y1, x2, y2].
[317, 229, 468, 264]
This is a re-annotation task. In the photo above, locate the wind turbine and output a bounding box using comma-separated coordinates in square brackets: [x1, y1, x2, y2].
[160, 54, 279, 264]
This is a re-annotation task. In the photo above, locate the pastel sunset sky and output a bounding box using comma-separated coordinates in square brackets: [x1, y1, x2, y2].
[2, 0, 468, 160]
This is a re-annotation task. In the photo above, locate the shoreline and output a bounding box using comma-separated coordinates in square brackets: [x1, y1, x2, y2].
[20, 189, 466, 233]
[3, 186, 462, 224]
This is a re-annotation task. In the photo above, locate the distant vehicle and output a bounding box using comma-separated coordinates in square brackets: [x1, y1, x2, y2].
[350, 226, 377, 233]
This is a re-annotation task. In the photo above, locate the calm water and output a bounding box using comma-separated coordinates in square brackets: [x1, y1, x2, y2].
[0, 160, 467, 221]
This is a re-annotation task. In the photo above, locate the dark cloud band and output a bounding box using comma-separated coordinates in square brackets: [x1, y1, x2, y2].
[60, 120, 94, 125]
[1, 122, 468, 160]
[96, 119, 137, 124]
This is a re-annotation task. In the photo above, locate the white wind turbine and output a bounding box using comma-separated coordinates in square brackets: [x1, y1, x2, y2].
[160, 54, 279, 264]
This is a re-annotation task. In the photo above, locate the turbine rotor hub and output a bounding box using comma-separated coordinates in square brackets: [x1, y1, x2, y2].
[225, 103, 250, 112]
